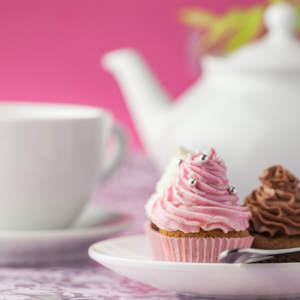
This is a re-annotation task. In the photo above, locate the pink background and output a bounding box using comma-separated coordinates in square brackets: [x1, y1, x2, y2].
[0, 0, 260, 152]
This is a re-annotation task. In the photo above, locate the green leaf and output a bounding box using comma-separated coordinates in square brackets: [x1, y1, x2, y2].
[226, 7, 265, 51]
[202, 5, 265, 52]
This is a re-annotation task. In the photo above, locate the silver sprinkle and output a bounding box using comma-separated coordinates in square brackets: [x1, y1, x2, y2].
[176, 159, 183, 166]
[229, 187, 237, 195]
[174, 190, 179, 195]
[199, 154, 208, 163]
[188, 178, 197, 186]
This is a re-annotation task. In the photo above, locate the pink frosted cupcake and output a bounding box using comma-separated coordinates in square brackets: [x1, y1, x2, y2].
[145, 148, 253, 263]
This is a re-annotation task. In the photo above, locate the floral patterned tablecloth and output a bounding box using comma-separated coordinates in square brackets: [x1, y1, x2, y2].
[0, 262, 192, 300]
[0, 154, 198, 300]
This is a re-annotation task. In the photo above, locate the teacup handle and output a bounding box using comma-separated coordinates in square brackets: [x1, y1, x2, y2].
[101, 123, 127, 182]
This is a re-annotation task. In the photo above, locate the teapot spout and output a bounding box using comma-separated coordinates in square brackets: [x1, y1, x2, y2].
[102, 49, 171, 156]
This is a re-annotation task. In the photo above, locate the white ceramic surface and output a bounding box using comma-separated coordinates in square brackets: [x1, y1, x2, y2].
[89, 234, 300, 299]
[102, 3, 300, 203]
[0, 203, 132, 266]
[0, 102, 127, 230]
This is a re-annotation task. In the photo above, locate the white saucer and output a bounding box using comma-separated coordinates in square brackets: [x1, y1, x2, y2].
[89, 234, 300, 299]
[0, 204, 132, 266]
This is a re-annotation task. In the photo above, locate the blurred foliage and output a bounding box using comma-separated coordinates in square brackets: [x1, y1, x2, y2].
[178, 0, 300, 56]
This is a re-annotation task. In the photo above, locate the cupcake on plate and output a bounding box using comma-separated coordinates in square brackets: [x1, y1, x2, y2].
[145, 148, 253, 263]
[244, 165, 300, 261]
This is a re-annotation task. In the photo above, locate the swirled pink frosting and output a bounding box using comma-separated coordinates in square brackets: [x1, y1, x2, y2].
[151, 148, 252, 233]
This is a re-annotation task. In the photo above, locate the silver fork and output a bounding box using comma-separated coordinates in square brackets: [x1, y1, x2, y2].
[219, 247, 300, 264]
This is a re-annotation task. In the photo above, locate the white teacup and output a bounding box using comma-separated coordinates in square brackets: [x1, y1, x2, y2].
[0, 102, 127, 230]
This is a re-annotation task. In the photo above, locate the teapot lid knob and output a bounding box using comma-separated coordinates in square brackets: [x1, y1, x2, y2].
[264, 2, 297, 34]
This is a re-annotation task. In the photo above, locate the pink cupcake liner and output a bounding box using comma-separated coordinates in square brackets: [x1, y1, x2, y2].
[144, 221, 166, 261]
[144, 221, 254, 263]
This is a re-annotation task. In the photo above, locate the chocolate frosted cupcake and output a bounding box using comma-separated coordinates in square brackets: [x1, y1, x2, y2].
[146, 148, 253, 263]
[245, 165, 300, 262]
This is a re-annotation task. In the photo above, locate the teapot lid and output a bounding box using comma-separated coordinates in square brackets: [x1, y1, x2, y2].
[205, 3, 300, 71]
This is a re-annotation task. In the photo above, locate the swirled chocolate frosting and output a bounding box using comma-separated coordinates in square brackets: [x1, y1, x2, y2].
[245, 166, 300, 237]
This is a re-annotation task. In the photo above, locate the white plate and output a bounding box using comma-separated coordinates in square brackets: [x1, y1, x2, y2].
[89, 234, 300, 299]
[0, 203, 132, 266]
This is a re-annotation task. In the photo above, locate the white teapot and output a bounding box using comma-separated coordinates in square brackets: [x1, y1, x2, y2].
[101, 3, 300, 201]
